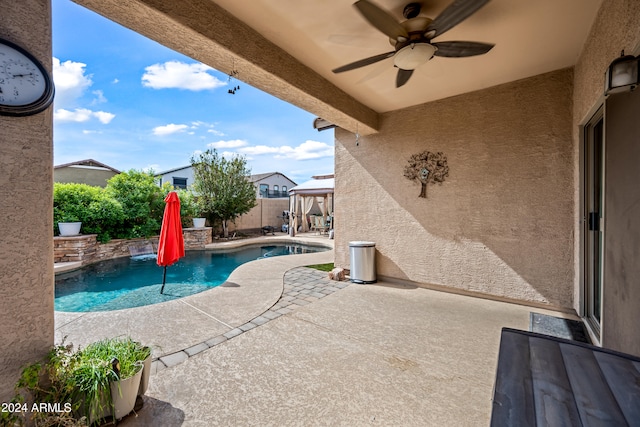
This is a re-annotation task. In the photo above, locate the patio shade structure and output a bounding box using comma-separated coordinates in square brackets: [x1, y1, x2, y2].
[157, 191, 185, 294]
[288, 177, 334, 236]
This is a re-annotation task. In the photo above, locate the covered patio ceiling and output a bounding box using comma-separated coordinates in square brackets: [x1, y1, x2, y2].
[74, 0, 603, 134]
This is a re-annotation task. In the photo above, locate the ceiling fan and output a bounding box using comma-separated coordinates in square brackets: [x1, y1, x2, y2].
[332, 0, 495, 88]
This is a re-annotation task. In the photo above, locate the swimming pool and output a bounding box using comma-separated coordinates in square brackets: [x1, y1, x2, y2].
[55, 244, 328, 312]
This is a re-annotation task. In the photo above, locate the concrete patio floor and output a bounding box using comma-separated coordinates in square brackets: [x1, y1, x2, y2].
[54, 234, 578, 426]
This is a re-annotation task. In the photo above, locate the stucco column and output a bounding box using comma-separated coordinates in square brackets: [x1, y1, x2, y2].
[0, 0, 55, 402]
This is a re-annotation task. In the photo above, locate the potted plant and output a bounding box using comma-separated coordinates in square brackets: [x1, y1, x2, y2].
[74, 337, 151, 423]
[58, 214, 82, 236]
[192, 217, 206, 228]
[3, 337, 151, 426]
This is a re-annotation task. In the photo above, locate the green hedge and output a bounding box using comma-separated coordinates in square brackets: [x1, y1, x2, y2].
[54, 170, 201, 243]
[54, 183, 124, 242]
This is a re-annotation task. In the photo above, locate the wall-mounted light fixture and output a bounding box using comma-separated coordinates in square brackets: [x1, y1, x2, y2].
[605, 50, 639, 95]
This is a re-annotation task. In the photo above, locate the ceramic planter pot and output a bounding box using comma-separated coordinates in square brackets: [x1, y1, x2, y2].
[138, 353, 152, 396]
[193, 217, 206, 228]
[79, 367, 143, 424]
[58, 222, 82, 236]
[111, 368, 143, 421]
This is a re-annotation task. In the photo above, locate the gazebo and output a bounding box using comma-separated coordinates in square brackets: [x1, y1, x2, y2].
[287, 176, 334, 236]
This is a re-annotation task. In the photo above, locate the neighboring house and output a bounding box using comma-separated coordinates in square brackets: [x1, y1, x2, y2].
[156, 167, 295, 198]
[156, 165, 194, 189]
[250, 172, 296, 198]
[54, 159, 120, 187]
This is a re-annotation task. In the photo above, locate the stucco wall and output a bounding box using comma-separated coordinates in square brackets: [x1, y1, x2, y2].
[159, 167, 195, 188]
[54, 166, 118, 187]
[229, 198, 290, 232]
[571, 0, 640, 352]
[603, 91, 640, 356]
[335, 69, 574, 309]
[0, 0, 55, 403]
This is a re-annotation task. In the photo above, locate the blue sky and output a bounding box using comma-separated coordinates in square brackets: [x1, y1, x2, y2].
[51, 0, 334, 184]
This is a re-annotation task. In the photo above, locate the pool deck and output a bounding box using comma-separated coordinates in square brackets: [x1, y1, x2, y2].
[54, 233, 580, 426]
[54, 234, 334, 362]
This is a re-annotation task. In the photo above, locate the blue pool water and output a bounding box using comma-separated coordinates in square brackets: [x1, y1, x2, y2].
[55, 244, 327, 312]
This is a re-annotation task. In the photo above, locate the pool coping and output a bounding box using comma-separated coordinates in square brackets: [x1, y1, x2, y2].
[54, 233, 335, 372]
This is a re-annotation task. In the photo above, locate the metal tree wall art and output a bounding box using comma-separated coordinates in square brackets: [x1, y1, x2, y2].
[403, 151, 449, 198]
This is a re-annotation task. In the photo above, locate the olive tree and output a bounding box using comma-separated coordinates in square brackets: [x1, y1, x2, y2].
[190, 149, 257, 237]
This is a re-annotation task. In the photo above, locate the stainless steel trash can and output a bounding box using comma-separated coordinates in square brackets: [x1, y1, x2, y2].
[349, 241, 376, 284]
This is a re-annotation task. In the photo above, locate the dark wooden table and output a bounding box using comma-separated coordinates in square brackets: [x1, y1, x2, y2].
[490, 328, 640, 426]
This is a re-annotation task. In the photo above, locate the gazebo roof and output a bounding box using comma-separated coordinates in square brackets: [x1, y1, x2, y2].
[288, 178, 334, 196]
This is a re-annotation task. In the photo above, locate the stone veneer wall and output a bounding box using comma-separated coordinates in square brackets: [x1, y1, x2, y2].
[335, 69, 575, 310]
[54, 228, 212, 265]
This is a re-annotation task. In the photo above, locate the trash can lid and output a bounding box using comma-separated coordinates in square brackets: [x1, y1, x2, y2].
[349, 241, 375, 247]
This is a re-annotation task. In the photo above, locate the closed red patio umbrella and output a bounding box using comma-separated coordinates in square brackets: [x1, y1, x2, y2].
[157, 191, 185, 294]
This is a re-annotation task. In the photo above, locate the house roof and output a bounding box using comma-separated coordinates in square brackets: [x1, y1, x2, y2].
[249, 172, 296, 185]
[157, 167, 297, 186]
[156, 165, 192, 175]
[54, 159, 120, 173]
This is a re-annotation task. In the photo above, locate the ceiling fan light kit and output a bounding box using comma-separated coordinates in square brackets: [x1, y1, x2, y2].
[332, 0, 494, 88]
[394, 43, 436, 70]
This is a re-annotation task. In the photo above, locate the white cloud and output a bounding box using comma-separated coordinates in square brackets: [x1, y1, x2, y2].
[112, 78, 120, 84]
[153, 123, 189, 136]
[237, 140, 334, 161]
[207, 139, 248, 149]
[191, 121, 225, 136]
[91, 90, 107, 105]
[54, 108, 93, 122]
[54, 108, 115, 124]
[142, 61, 226, 91]
[238, 145, 279, 155]
[52, 58, 93, 107]
[93, 111, 116, 124]
[82, 130, 102, 135]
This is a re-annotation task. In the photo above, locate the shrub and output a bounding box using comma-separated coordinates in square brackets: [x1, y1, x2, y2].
[53, 183, 101, 225]
[53, 183, 124, 243]
[105, 170, 166, 238]
[83, 194, 125, 243]
[167, 187, 200, 228]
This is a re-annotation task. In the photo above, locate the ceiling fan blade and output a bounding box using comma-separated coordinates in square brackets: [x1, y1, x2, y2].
[433, 41, 494, 57]
[354, 0, 408, 41]
[332, 51, 395, 73]
[426, 0, 490, 38]
[396, 68, 414, 88]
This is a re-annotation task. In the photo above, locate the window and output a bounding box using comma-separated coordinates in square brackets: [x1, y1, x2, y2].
[259, 183, 268, 198]
[274, 185, 279, 192]
[172, 177, 187, 189]
[282, 186, 287, 193]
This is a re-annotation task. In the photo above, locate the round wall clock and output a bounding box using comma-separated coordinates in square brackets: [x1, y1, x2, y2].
[0, 37, 55, 116]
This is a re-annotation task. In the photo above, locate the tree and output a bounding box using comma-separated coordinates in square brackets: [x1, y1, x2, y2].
[403, 151, 449, 198]
[190, 149, 257, 237]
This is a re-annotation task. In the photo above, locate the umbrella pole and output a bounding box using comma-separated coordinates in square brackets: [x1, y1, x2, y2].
[160, 266, 167, 294]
